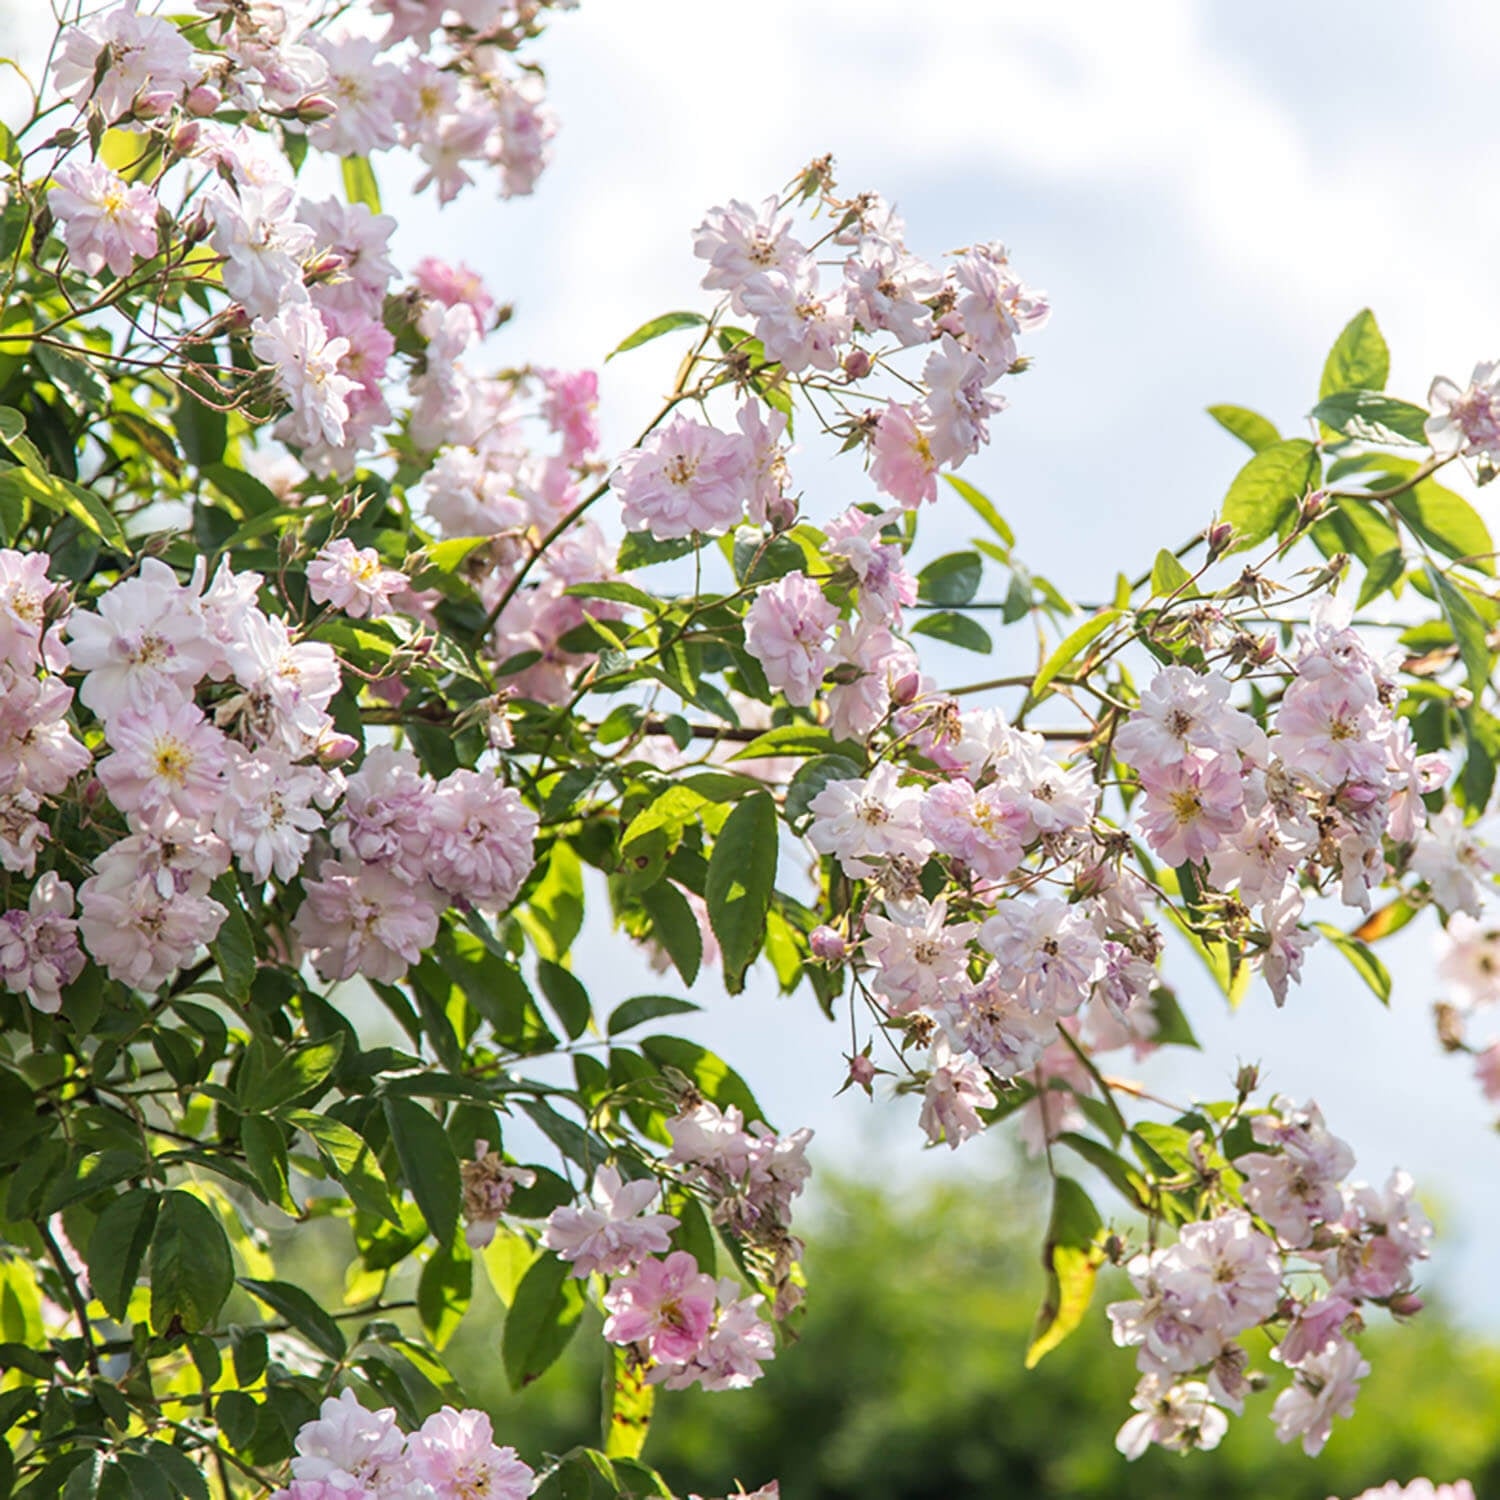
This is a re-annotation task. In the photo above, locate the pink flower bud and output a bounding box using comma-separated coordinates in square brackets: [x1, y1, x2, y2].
[170, 119, 201, 155]
[1388, 1292, 1424, 1318]
[935, 310, 965, 338]
[842, 347, 872, 381]
[847, 1053, 876, 1088]
[185, 85, 221, 117]
[891, 670, 922, 707]
[1300, 488, 1327, 522]
[297, 94, 338, 122]
[809, 926, 846, 964]
[1206, 520, 1235, 557]
[317, 731, 360, 766]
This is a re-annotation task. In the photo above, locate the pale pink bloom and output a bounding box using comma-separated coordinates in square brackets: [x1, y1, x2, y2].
[208, 181, 316, 319]
[0, 676, 92, 798]
[1136, 753, 1246, 866]
[736, 401, 790, 528]
[67, 558, 217, 722]
[1435, 911, 1500, 1006]
[1476, 1042, 1500, 1103]
[1426, 362, 1500, 462]
[951, 970, 1059, 1080]
[308, 34, 402, 156]
[1347, 1484, 1476, 1500]
[300, 197, 398, 318]
[1411, 806, 1500, 918]
[412, 100, 494, 205]
[331, 746, 434, 880]
[426, 771, 539, 912]
[1279, 1295, 1359, 1366]
[307, 539, 408, 620]
[92, 812, 230, 902]
[541, 1164, 677, 1278]
[292, 857, 443, 984]
[226, 611, 341, 753]
[1274, 675, 1387, 790]
[1115, 1375, 1227, 1460]
[806, 762, 932, 879]
[1334, 1169, 1432, 1299]
[920, 778, 1028, 881]
[918, 1034, 995, 1150]
[408, 1406, 532, 1500]
[1271, 1336, 1368, 1457]
[252, 303, 355, 450]
[1208, 806, 1311, 907]
[1116, 666, 1265, 769]
[291, 1389, 411, 1493]
[1167, 1213, 1283, 1333]
[78, 871, 225, 991]
[739, 266, 851, 374]
[0, 874, 84, 1014]
[744, 572, 838, 708]
[920, 334, 1004, 467]
[0, 791, 46, 875]
[825, 619, 916, 744]
[863, 897, 976, 1015]
[538, 368, 600, 465]
[96, 700, 227, 822]
[52, 2, 199, 121]
[978, 896, 1103, 1017]
[193, 556, 264, 680]
[491, 71, 557, 199]
[869, 401, 938, 509]
[666, 1101, 758, 1184]
[0, 550, 58, 672]
[1107, 1257, 1224, 1378]
[602, 1252, 718, 1363]
[48, 162, 158, 278]
[654, 1283, 775, 1391]
[412, 258, 495, 325]
[216, 744, 332, 884]
[611, 416, 748, 540]
[694, 198, 807, 314]
[842, 238, 940, 346]
[460, 1142, 536, 1251]
[1262, 885, 1317, 1005]
[268, 1480, 361, 1500]
[993, 735, 1098, 837]
[823, 506, 916, 625]
[666, 1103, 812, 1237]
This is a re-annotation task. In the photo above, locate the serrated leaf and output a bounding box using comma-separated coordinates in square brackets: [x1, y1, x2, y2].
[1220, 438, 1320, 550]
[1310, 390, 1429, 447]
[384, 1098, 462, 1249]
[1025, 1177, 1103, 1368]
[1206, 403, 1280, 453]
[86, 1188, 160, 1322]
[607, 311, 707, 361]
[704, 792, 778, 982]
[1320, 309, 1389, 397]
[240, 1277, 346, 1359]
[149, 1191, 234, 1334]
[502, 1251, 586, 1389]
[908, 610, 992, 653]
[607, 994, 701, 1036]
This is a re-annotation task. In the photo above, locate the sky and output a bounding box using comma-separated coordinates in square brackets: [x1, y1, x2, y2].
[6, 1, 1500, 1318]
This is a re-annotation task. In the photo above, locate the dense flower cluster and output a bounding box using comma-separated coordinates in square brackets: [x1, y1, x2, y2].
[273, 1390, 532, 1500]
[1108, 1098, 1429, 1458]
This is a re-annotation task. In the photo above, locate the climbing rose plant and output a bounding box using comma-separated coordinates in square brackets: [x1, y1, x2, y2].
[0, 1, 1491, 1496]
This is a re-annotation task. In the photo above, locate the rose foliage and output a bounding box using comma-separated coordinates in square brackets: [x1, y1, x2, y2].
[0, 2, 1496, 1497]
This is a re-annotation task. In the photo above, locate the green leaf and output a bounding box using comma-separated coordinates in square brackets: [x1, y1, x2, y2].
[728, 724, 838, 761]
[502, 1251, 586, 1389]
[636, 881, 703, 986]
[908, 611, 992, 653]
[240, 1277, 347, 1360]
[417, 1240, 472, 1350]
[1357, 546, 1405, 609]
[1312, 923, 1391, 1005]
[943, 473, 1014, 547]
[241, 1036, 343, 1113]
[1206, 404, 1280, 453]
[1219, 438, 1320, 550]
[1149, 549, 1193, 598]
[0, 465, 128, 551]
[704, 792, 778, 983]
[341, 155, 382, 212]
[1310, 390, 1429, 447]
[1392, 482, 1494, 574]
[1025, 1177, 1103, 1368]
[607, 994, 701, 1036]
[208, 888, 256, 1003]
[148, 1191, 235, 1334]
[537, 959, 591, 1040]
[1148, 987, 1199, 1049]
[1030, 608, 1121, 701]
[384, 1098, 463, 1249]
[607, 311, 708, 361]
[916, 551, 983, 606]
[617, 531, 697, 571]
[241, 1116, 296, 1213]
[602, 1342, 655, 1459]
[0, 407, 21, 445]
[86, 1188, 160, 1322]
[1428, 564, 1492, 697]
[1320, 308, 1389, 397]
[284, 1110, 401, 1226]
